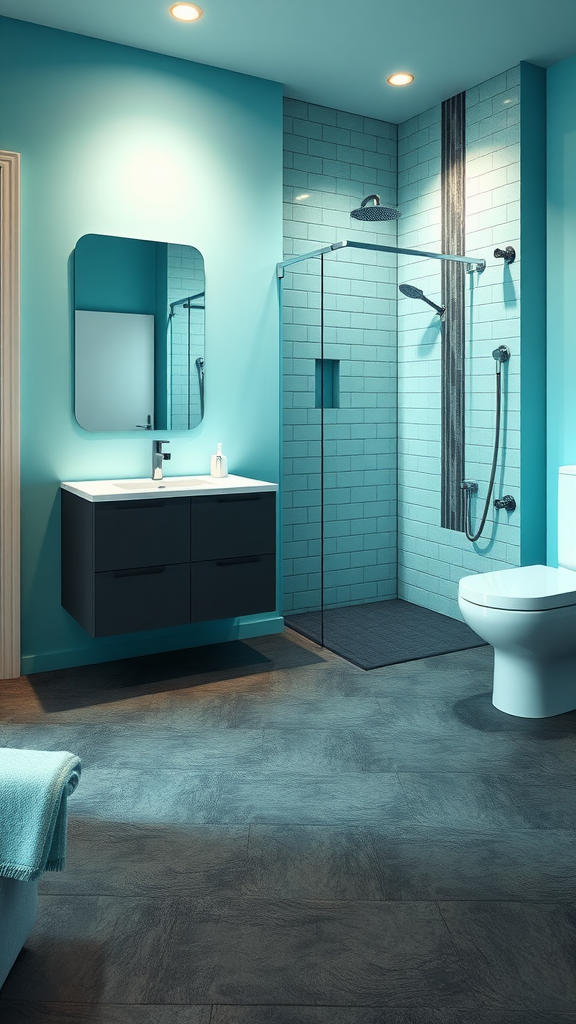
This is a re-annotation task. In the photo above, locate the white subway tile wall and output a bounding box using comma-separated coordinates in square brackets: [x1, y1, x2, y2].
[397, 67, 521, 618]
[283, 99, 398, 613]
[167, 243, 205, 430]
[283, 68, 522, 620]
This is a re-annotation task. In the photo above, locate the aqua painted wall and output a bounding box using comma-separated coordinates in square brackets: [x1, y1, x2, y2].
[0, 17, 283, 672]
[519, 62, 547, 567]
[547, 54, 576, 564]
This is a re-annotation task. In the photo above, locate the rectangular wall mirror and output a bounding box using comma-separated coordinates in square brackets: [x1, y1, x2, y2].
[74, 233, 205, 431]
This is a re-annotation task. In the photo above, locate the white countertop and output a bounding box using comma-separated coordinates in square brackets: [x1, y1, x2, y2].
[61, 474, 278, 502]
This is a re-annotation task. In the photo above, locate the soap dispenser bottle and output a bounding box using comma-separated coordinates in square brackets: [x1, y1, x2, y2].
[210, 442, 228, 478]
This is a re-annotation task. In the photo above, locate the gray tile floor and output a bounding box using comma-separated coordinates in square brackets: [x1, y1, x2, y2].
[1, 629, 576, 1023]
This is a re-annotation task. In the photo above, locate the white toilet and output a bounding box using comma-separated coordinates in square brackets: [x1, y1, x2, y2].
[458, 466, 576, 718]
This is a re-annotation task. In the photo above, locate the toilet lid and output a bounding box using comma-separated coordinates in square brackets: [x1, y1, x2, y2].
[458, 564, 576, 611]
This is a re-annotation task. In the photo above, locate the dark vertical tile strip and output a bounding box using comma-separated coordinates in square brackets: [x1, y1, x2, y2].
[441, 92, 466, 531]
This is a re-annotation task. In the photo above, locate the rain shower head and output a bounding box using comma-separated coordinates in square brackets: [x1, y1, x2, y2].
[351, 194, 402, 221]
[399, 282, 445, 318]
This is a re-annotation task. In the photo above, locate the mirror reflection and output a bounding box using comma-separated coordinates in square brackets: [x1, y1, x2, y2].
[74, 234, 205, 431]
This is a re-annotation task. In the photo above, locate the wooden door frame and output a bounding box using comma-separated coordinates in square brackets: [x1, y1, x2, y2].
[0, 151, 21, 679]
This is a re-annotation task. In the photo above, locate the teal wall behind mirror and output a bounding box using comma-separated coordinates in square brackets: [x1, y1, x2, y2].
[74, 233, 205, 431]
[0, 16, 282, 674]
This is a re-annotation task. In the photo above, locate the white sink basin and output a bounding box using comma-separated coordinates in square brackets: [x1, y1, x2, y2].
[114, 477, 217, 491]
[61, 474, 278, 502]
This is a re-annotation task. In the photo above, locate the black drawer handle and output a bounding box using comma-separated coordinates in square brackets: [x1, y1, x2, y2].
[216, 555, 261, 567]
[106, 500, 167, 510]
[114, 565, 166, 578]
[216, 494, 264, 503]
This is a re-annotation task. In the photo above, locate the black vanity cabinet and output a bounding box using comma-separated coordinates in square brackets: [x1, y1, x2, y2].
[190, 492, 276, 622]
[61, 487, 276, 637]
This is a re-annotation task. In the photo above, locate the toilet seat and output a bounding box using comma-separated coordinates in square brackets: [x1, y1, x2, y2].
[459, 564, 576, 612]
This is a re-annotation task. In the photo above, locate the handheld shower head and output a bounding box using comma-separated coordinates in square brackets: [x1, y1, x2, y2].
[399, 283, 425, 300]
[399, 282, 445, 318]
[351, 194, 402, 221]
[492, 345, 510, 373]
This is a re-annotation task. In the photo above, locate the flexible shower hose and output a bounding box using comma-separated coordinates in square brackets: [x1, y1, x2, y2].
[463, 358, 504, 543]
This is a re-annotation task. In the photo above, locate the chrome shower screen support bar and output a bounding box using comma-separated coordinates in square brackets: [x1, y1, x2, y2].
[277, 239, 486, 278]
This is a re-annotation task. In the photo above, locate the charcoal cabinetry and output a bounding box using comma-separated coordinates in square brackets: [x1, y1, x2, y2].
[190, 492, 276, 622]
[61, 487, 276, 637]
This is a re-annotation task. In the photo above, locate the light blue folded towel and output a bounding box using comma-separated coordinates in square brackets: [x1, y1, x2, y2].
[0, 748, 81, 881]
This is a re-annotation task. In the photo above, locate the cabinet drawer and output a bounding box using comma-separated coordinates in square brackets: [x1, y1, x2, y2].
[191, 553, 276, 622]
[93, 563, 190, 637]
[94, 498, 190, 571]
[190, 492, 275, 561]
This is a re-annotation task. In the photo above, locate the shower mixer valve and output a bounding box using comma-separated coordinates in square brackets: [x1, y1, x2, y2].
[494, 246, 516, 264]
[494, 495, 517, 512]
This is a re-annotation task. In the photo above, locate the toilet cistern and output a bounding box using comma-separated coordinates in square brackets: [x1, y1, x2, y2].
[152, 440, 171, 480]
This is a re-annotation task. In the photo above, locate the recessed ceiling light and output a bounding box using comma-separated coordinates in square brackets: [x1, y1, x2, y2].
[387, 73, 414, 87]
[170, 3, 203, 22]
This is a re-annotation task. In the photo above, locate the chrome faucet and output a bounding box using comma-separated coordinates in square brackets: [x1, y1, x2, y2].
[152, 440, 171, 480]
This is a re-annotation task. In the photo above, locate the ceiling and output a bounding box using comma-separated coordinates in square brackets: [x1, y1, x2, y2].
[1, 0, 575, 122]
